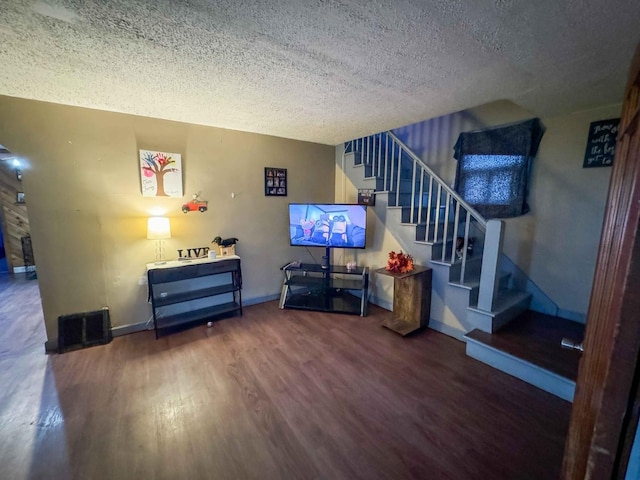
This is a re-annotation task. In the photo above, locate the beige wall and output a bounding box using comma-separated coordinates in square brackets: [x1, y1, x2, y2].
[462, 101, 620, 316]
[0, 95, 335, 343]
[504, 103, 620, 316]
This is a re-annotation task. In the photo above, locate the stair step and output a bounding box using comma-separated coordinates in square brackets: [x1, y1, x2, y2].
[388, 192, 428, 208]
[448, 256, 483, 283]
[360, 176, 388, 191]
[415, 216, 468, 241]
[468, 288, 529, 312]
[467, 289, 531, 333]
[450, 268, 508, 288]
[464, 310, 585, 401]
[345, 151, 361, 165]
[430, 238, 456, 261]
[450, 271, 510, 305]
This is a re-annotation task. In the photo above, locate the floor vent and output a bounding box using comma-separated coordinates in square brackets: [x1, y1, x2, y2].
[58, 307, 112, 354]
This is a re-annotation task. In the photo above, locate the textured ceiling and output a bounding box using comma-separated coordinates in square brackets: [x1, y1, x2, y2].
[1, 0, 639, 145]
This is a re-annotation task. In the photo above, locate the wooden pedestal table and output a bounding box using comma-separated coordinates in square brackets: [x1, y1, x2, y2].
[375, 265, 432, 336]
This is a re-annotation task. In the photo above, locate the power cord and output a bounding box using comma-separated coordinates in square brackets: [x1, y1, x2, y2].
[305, 246, 320, 265]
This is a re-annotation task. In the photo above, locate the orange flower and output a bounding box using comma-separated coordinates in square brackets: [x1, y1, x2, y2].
[386, 250, 414, 273]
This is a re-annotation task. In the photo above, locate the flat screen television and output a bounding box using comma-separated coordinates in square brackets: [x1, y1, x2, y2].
[288, 203, 367, 249]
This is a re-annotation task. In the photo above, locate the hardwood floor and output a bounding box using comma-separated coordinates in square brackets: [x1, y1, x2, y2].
[0, 275, 572, 479]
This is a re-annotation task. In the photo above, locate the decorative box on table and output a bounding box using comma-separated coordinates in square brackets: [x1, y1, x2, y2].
[216, 244, 236, 257]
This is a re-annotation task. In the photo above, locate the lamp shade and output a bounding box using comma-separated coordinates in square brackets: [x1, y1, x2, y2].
[147, 216, 171, 240]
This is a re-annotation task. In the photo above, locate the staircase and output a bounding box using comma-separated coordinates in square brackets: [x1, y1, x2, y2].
[343, 132, 581, 401]
[344, 131, 531, 337]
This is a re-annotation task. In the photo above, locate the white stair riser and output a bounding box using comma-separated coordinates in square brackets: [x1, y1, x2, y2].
[465, 339, 575, 402]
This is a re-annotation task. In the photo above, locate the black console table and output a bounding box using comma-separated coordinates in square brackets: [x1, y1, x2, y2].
[147, 256, 242, 338]
[279, 263, 368, 316]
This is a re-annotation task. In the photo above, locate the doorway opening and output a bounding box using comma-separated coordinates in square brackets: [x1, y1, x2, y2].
[0, 144, 34, 278]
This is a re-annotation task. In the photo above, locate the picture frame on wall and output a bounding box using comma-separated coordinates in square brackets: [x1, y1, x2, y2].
[16, 192, 25, 204]
[139, 149, 183, 197]
[357, 188, 376, 206]
[265, 167, 287, 196]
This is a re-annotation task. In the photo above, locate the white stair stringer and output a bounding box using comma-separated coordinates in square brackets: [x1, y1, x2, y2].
[429, 262, 477, 340]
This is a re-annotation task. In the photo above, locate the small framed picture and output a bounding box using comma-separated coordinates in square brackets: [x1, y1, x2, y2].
[357, 188, 376, 206]
[16, 192, 25, 204]
[265, 167, 287, 196]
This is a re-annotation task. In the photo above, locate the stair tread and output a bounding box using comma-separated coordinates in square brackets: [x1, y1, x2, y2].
[450, 271, 508, 290]
[464, 310, 584, 381]
[468, 289, 530, 314]
[430, 259, 454, 267]
[449, 278, 481, 290]
[438, 256, 482, 272]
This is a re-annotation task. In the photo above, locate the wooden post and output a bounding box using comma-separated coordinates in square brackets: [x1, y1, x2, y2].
[477, 219, 504, 312]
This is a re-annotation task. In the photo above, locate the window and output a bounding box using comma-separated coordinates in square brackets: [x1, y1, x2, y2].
[453, 119, 544, 219]
[458, 154, 528, 205]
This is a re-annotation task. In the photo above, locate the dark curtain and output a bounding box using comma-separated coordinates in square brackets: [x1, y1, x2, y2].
[453, 118, 545, 218]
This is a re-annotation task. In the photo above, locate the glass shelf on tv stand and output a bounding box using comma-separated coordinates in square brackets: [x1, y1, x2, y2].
[279, 263, 369, 316]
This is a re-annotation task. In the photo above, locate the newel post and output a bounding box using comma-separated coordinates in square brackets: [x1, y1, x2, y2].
[477, 219, 504, 312]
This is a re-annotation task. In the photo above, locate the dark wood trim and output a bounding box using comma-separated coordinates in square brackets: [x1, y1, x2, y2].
[562, 42, 640, 479]
[617, 369, 640, 477]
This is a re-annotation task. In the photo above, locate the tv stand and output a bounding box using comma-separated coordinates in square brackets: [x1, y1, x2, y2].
[279, 263, 368, 316]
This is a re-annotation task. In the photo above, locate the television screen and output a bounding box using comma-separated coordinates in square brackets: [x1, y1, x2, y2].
[289, 203, 367, 248]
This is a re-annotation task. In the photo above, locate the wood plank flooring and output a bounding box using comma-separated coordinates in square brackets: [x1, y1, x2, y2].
[0, 275, 572, 479]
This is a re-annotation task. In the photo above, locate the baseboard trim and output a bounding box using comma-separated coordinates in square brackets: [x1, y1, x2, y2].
[13, 266, 36, 274]
[111, 294, 283, 337]
[465, 335, 575, 402]
[112, 321, 150, 337]
[556, 308, 586, 324]
[428, 318, 466, 342]
[244, 293, 281, 306]
[369, 295, 392, 312]
[44, 339, 58, 354]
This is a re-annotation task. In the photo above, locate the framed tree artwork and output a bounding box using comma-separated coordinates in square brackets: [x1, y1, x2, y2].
[265, 167, 287, 196]
[140, 150, 183, 197]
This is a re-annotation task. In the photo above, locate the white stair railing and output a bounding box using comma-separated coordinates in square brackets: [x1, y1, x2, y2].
[346, 131, 503, 312]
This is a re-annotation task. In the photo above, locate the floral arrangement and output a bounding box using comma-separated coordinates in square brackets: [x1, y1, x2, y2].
[386, 250, 414, 273]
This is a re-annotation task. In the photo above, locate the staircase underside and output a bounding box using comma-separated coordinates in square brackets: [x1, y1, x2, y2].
[464, 310, 585, 402]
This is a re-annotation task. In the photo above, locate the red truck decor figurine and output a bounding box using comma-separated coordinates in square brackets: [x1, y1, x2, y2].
[182, 193, 208, 213]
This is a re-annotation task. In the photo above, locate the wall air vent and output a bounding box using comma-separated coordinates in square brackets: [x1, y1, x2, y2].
[57, 307, 112, 354]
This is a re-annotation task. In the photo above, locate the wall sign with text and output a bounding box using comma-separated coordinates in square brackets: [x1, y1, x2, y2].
[583, 118, 620, 168]
[357, 188, 376, 206]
